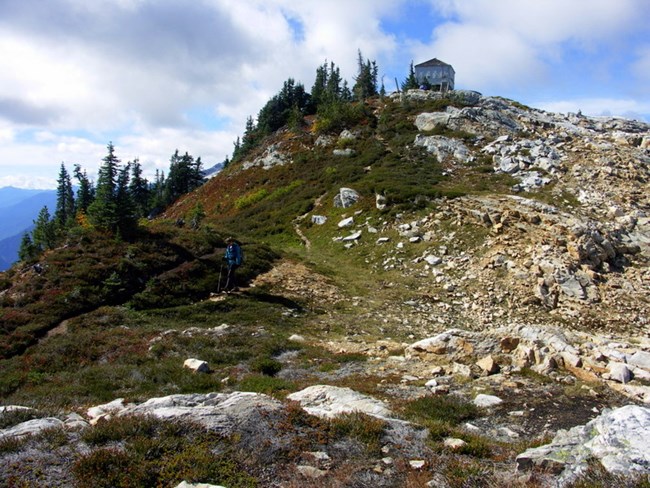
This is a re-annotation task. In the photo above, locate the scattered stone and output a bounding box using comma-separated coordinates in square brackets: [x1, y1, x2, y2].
[338, 217, 354, 228]
[289, 334, 306, 343]
[424, 255, 442, 266]
[409, 460, 426, 469]
[444, 438, 467, 450]
[183, 358, 210, 373]
[607, 362, 633, 384]
[311, 215, 327, 225]
[333, 148, 356, 157]
[473, 394, 503, 408]
[476, 355, 500, 375]
[628, 351, 650, 370]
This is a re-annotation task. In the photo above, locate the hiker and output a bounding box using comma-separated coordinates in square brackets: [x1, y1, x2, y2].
[223, 237, 243, 291]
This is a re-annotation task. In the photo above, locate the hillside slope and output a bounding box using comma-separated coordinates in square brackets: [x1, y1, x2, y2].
[1, 90, 649, 487]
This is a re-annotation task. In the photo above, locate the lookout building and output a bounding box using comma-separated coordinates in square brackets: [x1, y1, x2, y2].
[414, 58, 455, 91]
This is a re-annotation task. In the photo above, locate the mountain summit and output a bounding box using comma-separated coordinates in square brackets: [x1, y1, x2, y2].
[1, 89, 649, 487]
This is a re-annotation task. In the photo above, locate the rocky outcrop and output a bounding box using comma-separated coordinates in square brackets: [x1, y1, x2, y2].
[287, 385, 394, 420]
[242, 143, 291, 170]
[516, 405, 650, 486]
[414, 134, 472, 163]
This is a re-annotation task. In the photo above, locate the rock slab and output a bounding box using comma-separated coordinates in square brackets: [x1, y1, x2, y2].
[516, 405, 650, 485]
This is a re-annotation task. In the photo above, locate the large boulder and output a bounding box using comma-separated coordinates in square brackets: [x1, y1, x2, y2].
[516, 405, 650, 485]
[415, 112, 452, 131]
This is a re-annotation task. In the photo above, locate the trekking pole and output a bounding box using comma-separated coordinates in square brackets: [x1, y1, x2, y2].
[217, 262, 223, 293]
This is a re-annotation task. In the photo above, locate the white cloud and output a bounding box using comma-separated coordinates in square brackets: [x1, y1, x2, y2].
[420, 0, 650, 92]
[0, 0, 647, 188]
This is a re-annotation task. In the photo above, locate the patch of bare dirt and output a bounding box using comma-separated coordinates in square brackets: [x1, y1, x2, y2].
[251, 260, 345, 305]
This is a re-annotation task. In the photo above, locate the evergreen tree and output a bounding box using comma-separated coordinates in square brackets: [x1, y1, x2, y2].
[310, 61, 328, 110]
[115, 162, 138, 234]
[232, 137, 241, 160]
[401, 61, 419, 91]
[149, 169, 166, 214]
[54, 163, 75, 228]
[73, 164, 95, 214]
[164, 150, 205, 206]
[352, 50, 378, 101]
[32, 206, 56, 252]
[257, 78, 311, 136]
[18, 233, 37, 261]
[325, 62, 343, 102]
[129, 158, 150, 218]
[87, 142, 121, 233]
[239, 116, 258, 156]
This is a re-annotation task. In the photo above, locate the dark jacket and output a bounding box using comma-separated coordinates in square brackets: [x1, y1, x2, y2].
[225, 242, 242, 266]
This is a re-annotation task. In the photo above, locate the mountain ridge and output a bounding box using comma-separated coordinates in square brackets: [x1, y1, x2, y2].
[1, 89, 649, 487]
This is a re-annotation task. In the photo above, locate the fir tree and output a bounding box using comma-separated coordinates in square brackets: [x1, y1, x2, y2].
[54, 163, 75, 228]
[18, 233, 37, 261]
[115, 163, 138, 235]
[352, 50, 378, 101]
[73, 164, 95, 214]
[401, 61, 419, 91]
[128, 158, 150, 218]
[32, 206, 56, 252]
[87, 142, 121, 233]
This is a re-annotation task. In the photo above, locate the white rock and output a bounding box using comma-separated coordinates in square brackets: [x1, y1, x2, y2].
[0, 406, 33, 417]
[415, 112, 452, 131]
[287, 385, 393, 420]
[608, 362, 633, 384]
[184, 358, 210, 373]
[289, 334, 306, 343]
[628, 351, 650, 371]
[409, 460, 426, 469]
[444, 437, 467, 450]
[474, 394, 503, 408]
[376, 237, 390, 244]
[424, 255, 443, 266]
[311, 215, 327, 225]
[0, 418, 64, 440]
[338, 217, 354, 228]
[342, 231, 362, 241]
[87, 398, 129, 422]
[516, 405, 650, 482]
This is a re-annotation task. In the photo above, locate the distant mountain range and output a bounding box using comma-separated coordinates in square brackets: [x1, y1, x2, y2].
[0, 187, 57, 270]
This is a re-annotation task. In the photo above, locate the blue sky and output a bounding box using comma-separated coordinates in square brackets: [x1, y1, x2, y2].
[0, 0, 648, 189]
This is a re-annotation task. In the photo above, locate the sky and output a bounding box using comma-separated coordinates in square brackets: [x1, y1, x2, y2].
[0, 0, 648, 189]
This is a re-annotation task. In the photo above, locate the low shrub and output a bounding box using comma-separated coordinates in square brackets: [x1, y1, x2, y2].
[237, 374, 296, 397]
[328, 412, 386, 456]
[251, 357, 283, 377]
